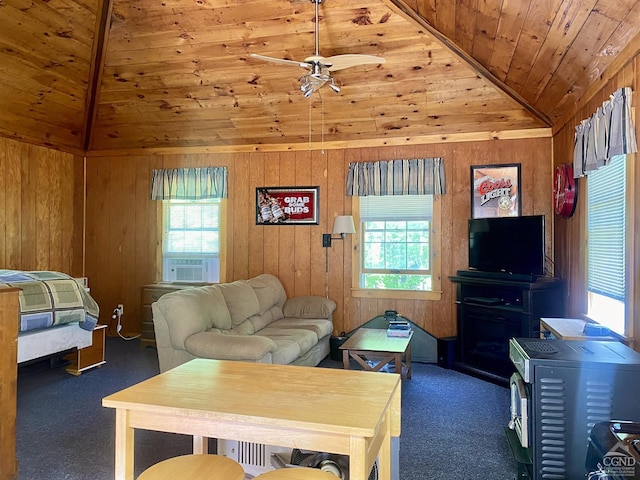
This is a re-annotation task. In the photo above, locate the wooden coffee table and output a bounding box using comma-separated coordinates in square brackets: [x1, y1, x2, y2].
[340, 328, 413, 379]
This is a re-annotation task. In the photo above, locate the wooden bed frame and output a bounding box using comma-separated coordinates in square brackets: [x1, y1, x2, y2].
[1, 288, 19, 480]
[0, 282, 96, 480]
[17, 323, 92, 364]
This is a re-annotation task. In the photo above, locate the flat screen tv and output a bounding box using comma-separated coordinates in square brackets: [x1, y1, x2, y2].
[468, 215, 545, 277]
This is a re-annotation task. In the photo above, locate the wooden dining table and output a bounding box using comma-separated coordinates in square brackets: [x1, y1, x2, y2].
[102, 358, 401, 480]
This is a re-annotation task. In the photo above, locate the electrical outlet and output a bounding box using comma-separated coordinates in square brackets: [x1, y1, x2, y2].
[117, 304, 124, 316]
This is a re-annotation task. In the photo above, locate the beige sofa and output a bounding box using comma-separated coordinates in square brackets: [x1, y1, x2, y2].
[152, 274, 336, 372]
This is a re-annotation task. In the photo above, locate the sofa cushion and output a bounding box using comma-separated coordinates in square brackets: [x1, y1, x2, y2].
[269, 339, 302, 365]
[268, 318, 333, 340]
[283, 296, 336, 319]
[236, 306, 284, 335]
[202, 286, 233, 330]
[247, 274, 287, 315]
[231, 316, 258, 335]
[218, 280, 260, 327]
[259, 327, 317, 359]
[185, 331, 277, 362]
[156, 286, 232, 348]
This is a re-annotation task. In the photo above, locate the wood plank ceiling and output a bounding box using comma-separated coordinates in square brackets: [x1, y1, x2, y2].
[0, 0, 638, 154]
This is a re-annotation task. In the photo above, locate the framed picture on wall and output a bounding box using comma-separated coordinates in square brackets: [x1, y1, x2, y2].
[255, 186, 319, 225]
[470, 163, 521, 218]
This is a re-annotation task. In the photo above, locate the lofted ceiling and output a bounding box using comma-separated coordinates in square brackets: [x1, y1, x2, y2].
[0, 0, 639, 154]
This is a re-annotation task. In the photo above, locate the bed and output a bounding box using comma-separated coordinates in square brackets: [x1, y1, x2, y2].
[0, 270, 99, 363]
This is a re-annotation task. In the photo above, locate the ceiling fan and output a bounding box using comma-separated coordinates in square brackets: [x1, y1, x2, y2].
[250, 0, 386, 98]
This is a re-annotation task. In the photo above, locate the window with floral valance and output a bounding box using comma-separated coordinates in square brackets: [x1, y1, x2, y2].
[150, 167, 228, 283]
[345, 158, 445, 300]
[150, 167, 228, 200]
[575, 87, 637, 338]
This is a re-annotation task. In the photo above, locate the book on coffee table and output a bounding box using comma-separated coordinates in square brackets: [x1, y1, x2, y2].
[388, 320, 410, 330]
[387, 327, 412, 338]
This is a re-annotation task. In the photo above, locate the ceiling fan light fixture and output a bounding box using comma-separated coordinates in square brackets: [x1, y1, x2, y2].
[251, 0, 385, 97]
[300, 76, 315, 97]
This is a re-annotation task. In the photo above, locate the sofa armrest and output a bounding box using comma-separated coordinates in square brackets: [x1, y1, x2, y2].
[185, 331, 278, 362]
[283, 296, 336, 319]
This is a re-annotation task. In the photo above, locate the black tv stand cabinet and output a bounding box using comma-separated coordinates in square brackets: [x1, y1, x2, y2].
[449, 272, 564, 382]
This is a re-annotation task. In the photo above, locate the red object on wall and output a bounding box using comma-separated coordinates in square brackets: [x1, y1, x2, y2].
[553, 163, 578, 218]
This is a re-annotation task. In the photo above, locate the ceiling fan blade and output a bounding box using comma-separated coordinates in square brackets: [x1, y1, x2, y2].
[250, 53, 309, 69]
[324, 54, 386, 71]
[303, 54, 328, 64]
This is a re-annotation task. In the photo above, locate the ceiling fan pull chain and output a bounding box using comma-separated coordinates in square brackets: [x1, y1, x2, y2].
[308, 97, 312, 150]
[321, 92, 325, 154]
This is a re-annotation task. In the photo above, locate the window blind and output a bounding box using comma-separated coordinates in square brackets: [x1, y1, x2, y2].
[163, 200, 220, 255]
[360, 195, 432, 221]
[587, 155, 626, 301]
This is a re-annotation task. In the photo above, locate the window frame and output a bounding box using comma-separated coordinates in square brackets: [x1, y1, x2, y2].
[157, 198, 227, 283]
[584, 154, 635, 339]
[350, 195, 442, 301]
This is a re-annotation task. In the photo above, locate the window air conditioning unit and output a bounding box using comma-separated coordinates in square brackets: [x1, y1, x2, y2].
[164, 257, 219, 283]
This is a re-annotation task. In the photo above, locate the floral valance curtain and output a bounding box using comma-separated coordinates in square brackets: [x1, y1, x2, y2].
[346, 158, 445, 196]
[150, 167, 228, 200]
[574, 86, 637, 177]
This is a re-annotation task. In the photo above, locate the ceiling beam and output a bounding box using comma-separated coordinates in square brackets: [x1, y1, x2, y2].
[84, 127, 552, 157]
[82, 0, 115, 153]
[381, 0, 553, 128]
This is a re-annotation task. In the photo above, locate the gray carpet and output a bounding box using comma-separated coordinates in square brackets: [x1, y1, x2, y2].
[16, 337, 519, 479]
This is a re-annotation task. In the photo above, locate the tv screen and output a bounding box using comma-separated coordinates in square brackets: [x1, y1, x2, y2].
[468, 215, 545, 276]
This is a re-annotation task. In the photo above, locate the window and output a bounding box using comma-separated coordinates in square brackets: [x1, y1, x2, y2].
[586, 154, 630, 336]
[162, 199, 221, 283]
[353, 195, 442, 300]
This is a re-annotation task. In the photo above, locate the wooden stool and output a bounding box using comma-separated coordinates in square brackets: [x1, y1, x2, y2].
[254, 467, 338, 479]
[137, 454, 244, 480]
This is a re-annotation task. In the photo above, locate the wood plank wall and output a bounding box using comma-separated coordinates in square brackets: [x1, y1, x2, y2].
[0, 137, 84, 276]
[84, 138, 553, 338]
[552, 54, 640, 350]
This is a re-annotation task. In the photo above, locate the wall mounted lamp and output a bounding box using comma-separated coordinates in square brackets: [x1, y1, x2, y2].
[322, 215, 356, 248]
[323, 215, 356, 298]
